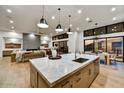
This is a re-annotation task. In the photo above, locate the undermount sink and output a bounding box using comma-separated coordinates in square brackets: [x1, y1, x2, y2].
[73, 58, 89, 63]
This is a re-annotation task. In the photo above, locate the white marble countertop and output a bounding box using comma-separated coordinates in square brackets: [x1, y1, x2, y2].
[30, 53, 99, 86]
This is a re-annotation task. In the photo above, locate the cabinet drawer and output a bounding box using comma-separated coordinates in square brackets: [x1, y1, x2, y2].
[72, 72, 82, 88]
[55, 78, 72, 88]
[61, 80, 71, 88]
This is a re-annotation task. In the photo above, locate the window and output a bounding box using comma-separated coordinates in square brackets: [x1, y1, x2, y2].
[94, 27, 106, 35]
[84, 40, 94, 52]
[107, 37, 123, 61]
[84, 29, 94, 37]
[107, 23, 123, 33]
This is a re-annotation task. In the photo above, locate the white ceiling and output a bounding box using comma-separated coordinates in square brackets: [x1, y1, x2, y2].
[0, 5, 124, 36]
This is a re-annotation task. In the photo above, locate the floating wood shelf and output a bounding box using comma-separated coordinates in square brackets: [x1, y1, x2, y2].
[5, 43, 21, 48]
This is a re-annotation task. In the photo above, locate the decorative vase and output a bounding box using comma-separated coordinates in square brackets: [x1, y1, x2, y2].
[52, 50, 57, 57]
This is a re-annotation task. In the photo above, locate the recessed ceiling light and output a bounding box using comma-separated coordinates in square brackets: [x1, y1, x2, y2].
[11, 26, 14, 29]
[6, 9, 12, 13]
[51, 16, 55, 20]
[77, 27, 80, 31]
[113, 17, 117, 21]
[86, 17, 90, 21]
[69, 24, 72, 27]
[77, 10, 82, 14]
[111, 7, 116, 12]
[9, 20, 14, 23]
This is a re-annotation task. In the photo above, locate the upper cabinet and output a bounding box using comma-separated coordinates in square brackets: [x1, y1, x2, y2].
[84, 29, 94, 37]
[107, 23, 124, 33]
[52, 33, 68, 40]
[84, 22, 124, 37]
[94, 27, 106, 35]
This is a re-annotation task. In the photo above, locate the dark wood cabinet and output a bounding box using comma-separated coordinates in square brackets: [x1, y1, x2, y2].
[52, 33, 68, 40]
[52, 33, 68, 54]
[53, 41, 68, 54]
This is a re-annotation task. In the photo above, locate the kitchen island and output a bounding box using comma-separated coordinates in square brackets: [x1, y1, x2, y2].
[30, 54, 99, 88]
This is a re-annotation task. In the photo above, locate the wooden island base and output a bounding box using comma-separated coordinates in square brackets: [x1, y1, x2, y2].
[30, 58, 99, 88]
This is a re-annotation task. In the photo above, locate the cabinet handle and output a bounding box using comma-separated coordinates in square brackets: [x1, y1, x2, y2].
[76, 78, 81, 82]
[70, 84, 73, 88]
[61, 81, 69, 87]
[76, 72, 81, 76]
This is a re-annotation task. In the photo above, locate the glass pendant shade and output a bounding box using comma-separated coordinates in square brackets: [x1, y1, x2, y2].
[55, 24, 63, 32]
[67, 15, 73, 34]
[67, 27, 73, 34]
[37, 5, 49, 28]
[37, 17, 49, 28]
[55, 8, 63, 32]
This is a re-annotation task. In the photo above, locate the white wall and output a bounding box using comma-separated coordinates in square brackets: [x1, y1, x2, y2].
[40, 35, 52, 48]
[0, 31, 23, 57]
[77, 32, 84, 52]
[68, 32, 77, 53]
[68, 32, 84, 53]
[0, 37, 3, 58]
[48, 40, 52, 48]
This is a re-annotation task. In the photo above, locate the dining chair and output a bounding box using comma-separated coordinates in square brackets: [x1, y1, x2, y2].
[109, 54, 116, 64]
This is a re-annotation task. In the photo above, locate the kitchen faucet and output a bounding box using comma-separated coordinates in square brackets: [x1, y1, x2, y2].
[75, 50, 77, 59]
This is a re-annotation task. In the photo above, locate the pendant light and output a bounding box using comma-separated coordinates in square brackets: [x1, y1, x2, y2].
[37, 5, 49, 28]
[55, 8, 63, 32]
[67, 15, 73, 34]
